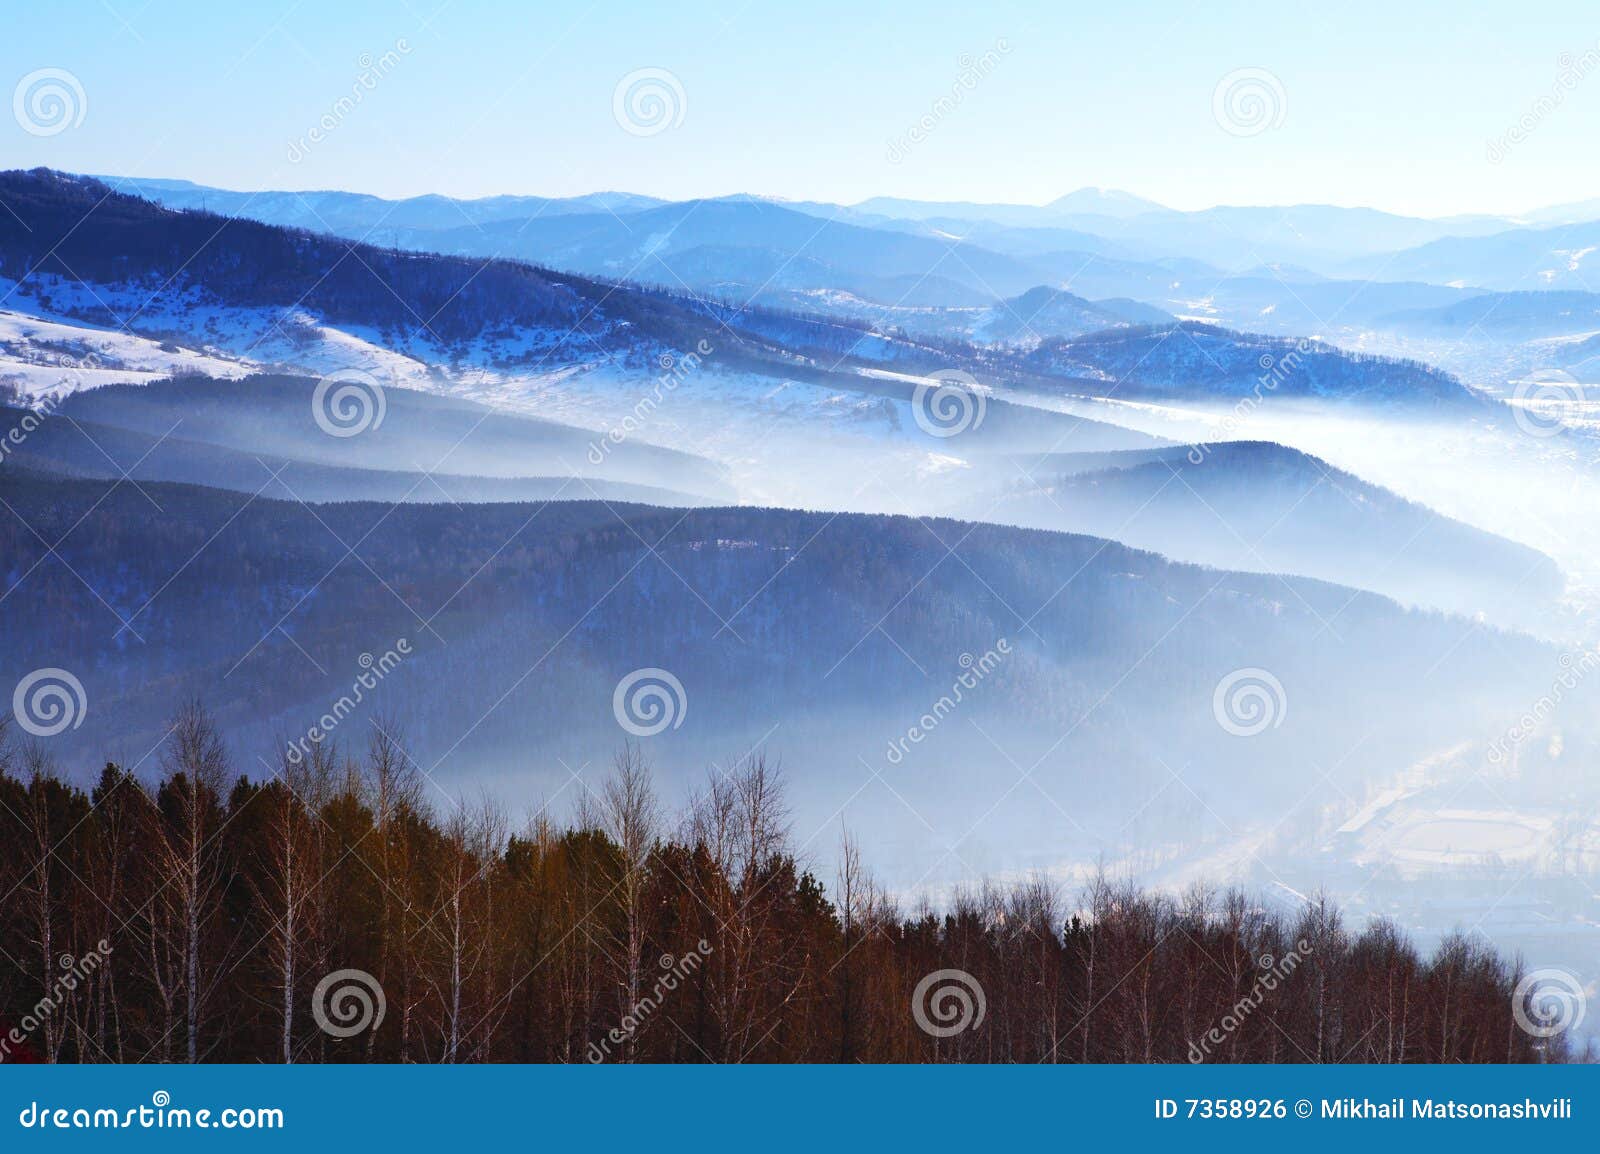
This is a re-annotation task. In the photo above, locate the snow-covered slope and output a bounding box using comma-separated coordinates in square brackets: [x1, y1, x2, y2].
[0, 300, 251, 398]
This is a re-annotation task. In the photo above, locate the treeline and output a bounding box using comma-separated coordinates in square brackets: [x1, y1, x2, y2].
[0, 706, 1572, 1064]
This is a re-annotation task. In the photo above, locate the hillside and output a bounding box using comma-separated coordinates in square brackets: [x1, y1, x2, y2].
[1350, 219, 1600, 291]
[0, 465, 1552, 879]
[963, 441, 1564, 627]
[41, 374, 731, 498]
[1023, 323, 1486, 406]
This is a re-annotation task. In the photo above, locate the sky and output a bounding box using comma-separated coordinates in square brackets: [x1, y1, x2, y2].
[6, 0, 1600, 217]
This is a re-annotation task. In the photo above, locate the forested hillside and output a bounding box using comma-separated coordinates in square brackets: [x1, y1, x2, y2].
[0, 464, 1555, 863]
[0, 722, 1566, 1064]
[1024, 323, 1484, 405]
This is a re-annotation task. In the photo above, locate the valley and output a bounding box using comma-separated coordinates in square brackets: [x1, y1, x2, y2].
[3, 168, 1599, 1029]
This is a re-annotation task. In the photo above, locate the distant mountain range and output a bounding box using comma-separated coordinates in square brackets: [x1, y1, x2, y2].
[0, 170, 697, 349]
[97, 170, 1600, 338]
[851, 187, 1167, 224]
[1378, 290, 1600, 338]
[1347, 219, 1600, 291]
[960, 441, 1562, 629]
[0, 169, 1489, 417]
[99, 175, 668, 233]
[117, 174, 1591, 278]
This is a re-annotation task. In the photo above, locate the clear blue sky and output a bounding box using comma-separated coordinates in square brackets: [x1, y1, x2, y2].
[7, 0, 1600, 215]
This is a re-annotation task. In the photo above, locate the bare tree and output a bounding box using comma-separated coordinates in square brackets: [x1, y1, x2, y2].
[153, 700, 231, 1063]
[363, 717, 423, 1060]
[247, 741, 331, 1062]
[687, 751, 803, 1061]
[18, 743, 65, 1062]
[602, 744, 659, 1060]
[429, 795, 507, 1063]
[834, 826, 870, 1062]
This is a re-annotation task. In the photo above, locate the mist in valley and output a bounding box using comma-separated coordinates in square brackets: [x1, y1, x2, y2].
[2, 166, 1598, 1047]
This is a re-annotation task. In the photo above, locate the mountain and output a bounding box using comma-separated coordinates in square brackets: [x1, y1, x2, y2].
[965, 287, 1172, 344]
[1044, 188, 1167, 218]
[115, 173, 1600, 295]
[1552, 330, 1600, 378]
[0, 170, 1507, 530]
[959, 441, 1564, 629]
[1082, 204, 1520, 272]
[75, 172, 1170, 311]
[100, 174, 1247, 312]
[102, 175, 666, 234]
[1020, 322, 1486, 406]
[847, 190, 1167, 227]
[1350, 220, 1600, 291]
[0, 406, 709, 507]
[849, 215, 1133, 261]
[46, 375, 728, 492]
[847, 195, 1522, 272]
[1, 166, 1591, 909]
[786, 286, 1174, 347]
[1, 372, 732, 504]
[1136, 274, 1485, 338]
[0, 170, 713, 353]
[383, 198, 1077, 303]
[0, 305, 251, 397]
[1521, 198, 1600, 226]
[0, 172, 1505, 511]
[0, 465, 1552, 876]
[1377, 290, 1600, 338]
[0, 172, 1188, 511]
[97, 172, 1516, 336]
